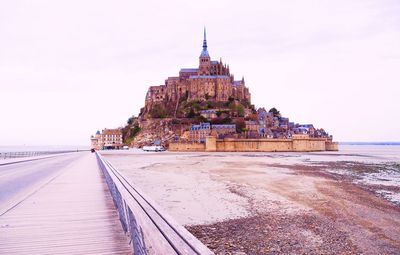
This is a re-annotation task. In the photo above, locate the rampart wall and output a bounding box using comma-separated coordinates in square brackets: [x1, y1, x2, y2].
[169, 136, 339, 152]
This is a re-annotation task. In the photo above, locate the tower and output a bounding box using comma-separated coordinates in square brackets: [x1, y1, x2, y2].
[199, 28, 211, 75]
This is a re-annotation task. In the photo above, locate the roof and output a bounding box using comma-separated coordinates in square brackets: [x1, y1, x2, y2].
[200, 49, 210, 58]
[189, 75, 230, 79]
[102, 129, 122, 135]
[245, 121, 258, 125]
[212, 124, 236, 129]
[233, 81, 243, 86]
[299, 124, 314, 128]
[180, 68, 198, 73]
[191, 122, 211, 130]
[200, 110, 216, 113]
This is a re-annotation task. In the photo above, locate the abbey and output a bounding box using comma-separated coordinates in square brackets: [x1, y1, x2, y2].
[144, 29, 251, 116]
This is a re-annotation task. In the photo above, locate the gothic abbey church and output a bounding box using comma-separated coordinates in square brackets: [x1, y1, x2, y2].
[144, 29, 251, 116]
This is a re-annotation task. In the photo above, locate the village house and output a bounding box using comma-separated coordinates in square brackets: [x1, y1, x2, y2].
[211, 124, 236, 138]
[189, 122, 237, 141]
[200, 109, 217, 119]
[189, 122, 211, 142]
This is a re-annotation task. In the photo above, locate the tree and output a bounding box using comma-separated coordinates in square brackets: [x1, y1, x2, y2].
[186, 108, 196, 118]
[194, 115, 208, 123]
[235, 119, 246, 133]
[149, 104, 167, 118]
[127, 116, 135, 125]
[269, 107, 281, 118]
[237, 104, 245, 117]
[210, 117, 231, 125]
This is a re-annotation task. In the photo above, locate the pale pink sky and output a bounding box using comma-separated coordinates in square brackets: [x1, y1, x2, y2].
[0, 0, 399, 145]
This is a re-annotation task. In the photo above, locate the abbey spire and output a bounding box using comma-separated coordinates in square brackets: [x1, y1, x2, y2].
[203, 27, 207, 51]
[200, 27, 210, 58]
[199, 27, 211, 74]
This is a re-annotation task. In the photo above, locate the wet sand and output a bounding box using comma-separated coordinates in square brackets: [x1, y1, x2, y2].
[102, 145, 400, 255]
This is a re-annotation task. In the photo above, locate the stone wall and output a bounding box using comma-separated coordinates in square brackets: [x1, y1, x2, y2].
[215, 138, 293, 152]
[169, 136, 339, 152]
[325, 141, 339, 151]
[169, 142, 205, 151]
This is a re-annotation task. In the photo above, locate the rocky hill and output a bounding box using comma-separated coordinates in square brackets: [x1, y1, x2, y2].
[121, 98, 255, 148]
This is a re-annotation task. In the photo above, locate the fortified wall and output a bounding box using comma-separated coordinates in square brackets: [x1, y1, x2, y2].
[169, 135, 339, 152]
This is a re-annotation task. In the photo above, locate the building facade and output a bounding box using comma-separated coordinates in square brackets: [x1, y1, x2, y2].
[144, 29, 251, 116]
[90, 128, 123, 150]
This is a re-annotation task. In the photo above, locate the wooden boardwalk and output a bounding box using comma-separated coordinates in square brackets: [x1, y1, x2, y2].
[0, 153, 132, 255]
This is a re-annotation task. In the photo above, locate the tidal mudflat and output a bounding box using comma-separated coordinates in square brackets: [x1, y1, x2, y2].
[101, 145, 400, 255]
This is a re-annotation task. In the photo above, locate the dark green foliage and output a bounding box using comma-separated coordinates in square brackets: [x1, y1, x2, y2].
[194, 115, 208, 123]
[240, 99, 251, 108]
[171, 118, 181, 124]
[235, 119, 246, 133]
[149, 104, 168, 118]
[131, 125, 141, 137]
[123, 124, 141, 145]
[139, 107, 145, 116]
[228, 101, 245, 117]
[187, 108, 196, 118]
[127, 116, 135, 125]
[236, 104, 245, 117]
[269, 107, 281, 118]
[206, 101, 216, 109]
[211, 117, 232, 125]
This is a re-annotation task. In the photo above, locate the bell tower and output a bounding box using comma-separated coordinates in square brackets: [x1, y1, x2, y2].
[199, 28, 211, 75]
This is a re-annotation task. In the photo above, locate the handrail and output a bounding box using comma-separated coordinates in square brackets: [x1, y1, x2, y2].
[0, 150, 87, 160]
[96, 152, 214, 255]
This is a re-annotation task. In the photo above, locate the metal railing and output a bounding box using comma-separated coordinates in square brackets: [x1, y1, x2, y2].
[0, 150, 86, 160]
[96, 153, 214, 255]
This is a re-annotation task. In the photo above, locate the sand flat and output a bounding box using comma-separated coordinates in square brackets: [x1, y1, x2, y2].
[101, 145, 400, 254]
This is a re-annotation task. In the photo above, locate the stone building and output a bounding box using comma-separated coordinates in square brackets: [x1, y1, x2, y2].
[90, 130, 102, 150]
[144, 29, 251, 116]
[200, 109, 217, 119]
[189, 122, 211, 142]
[90, 128, 123, 150]
[188, 122, 236, 142]
[211, 124, 236, 138]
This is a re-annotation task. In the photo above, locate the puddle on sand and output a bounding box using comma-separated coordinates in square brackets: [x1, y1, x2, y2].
[326, 164, 400, 206]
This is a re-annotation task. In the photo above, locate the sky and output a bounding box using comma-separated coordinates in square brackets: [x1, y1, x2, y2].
[0, 0, 399, 146]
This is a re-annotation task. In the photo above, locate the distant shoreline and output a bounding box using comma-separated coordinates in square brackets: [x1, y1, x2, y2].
[340, 142, 400, 146]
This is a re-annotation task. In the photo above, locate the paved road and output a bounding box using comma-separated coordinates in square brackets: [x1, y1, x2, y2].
[0, 152, 85, 215]
[0, 153, 132, 254]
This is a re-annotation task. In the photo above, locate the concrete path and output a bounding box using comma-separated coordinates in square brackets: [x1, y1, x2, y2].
[0, 153, 132, 255]
[0, 153, 83, 215]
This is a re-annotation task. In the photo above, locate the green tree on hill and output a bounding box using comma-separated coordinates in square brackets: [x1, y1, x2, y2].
[235, 119, 246, 133]
[149, 104, 168, 118]
[269, 107, 281, 118]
